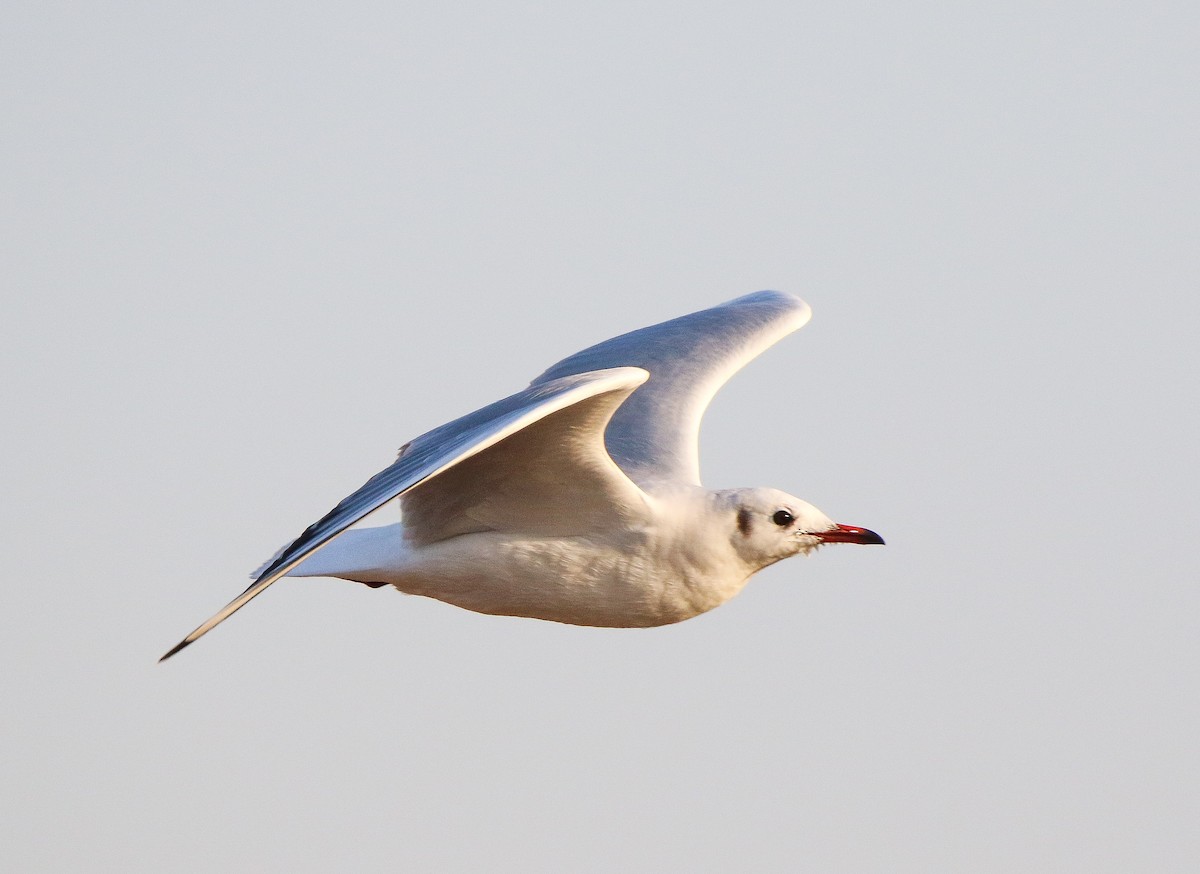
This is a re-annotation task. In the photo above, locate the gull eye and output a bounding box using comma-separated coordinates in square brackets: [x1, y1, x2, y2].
[771, 509, 794, 527]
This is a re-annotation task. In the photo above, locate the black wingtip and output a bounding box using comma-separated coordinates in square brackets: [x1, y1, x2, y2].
[159, 638, 192, 662]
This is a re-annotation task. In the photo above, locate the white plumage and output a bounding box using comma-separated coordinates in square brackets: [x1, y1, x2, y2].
[162, 291, 882, 660]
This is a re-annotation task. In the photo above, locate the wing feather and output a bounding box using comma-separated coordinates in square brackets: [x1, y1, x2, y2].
[534, 291, 811, 488]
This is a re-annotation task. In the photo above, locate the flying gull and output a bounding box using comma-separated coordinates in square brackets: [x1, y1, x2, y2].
[161, 291, 882, 660]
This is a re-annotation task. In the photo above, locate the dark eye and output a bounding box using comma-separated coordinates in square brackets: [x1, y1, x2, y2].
[772, 509, 794, 527]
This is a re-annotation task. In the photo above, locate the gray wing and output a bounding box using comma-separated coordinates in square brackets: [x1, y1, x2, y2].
[161, 367, 649, 660]
[534, 290, 812, 488]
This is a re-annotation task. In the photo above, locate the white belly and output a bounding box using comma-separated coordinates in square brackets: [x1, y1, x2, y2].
[291, 523, 750, 628]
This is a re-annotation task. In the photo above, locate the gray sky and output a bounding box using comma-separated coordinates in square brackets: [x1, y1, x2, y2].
[4, 1, 1198, 871]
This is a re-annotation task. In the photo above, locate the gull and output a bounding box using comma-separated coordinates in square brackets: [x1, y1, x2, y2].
[161, 291, 882, 660]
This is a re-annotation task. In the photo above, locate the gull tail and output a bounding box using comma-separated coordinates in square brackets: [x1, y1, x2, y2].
[158, 574, 282, 661]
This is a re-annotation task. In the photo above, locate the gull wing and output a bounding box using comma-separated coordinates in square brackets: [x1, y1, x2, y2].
[160, 367, 649, 660]
[399, 371, 652, 546]
[533, 290, 812, 488]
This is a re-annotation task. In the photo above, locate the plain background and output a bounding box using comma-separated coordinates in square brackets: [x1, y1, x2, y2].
[4, 2, 1197, 871]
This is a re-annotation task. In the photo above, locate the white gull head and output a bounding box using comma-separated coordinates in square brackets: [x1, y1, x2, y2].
[717, 487, 879, 566]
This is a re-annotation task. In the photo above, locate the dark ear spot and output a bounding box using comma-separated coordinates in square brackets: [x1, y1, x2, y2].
[736, 508, 752, 537]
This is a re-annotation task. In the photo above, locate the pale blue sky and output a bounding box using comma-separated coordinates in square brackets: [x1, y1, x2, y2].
[4, 1, 1198, 871]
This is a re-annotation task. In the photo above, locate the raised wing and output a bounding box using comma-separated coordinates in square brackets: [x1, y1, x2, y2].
[533, 290, 811, 488]
[400, 372, 652, 546]
[160, 367, 649, 660]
